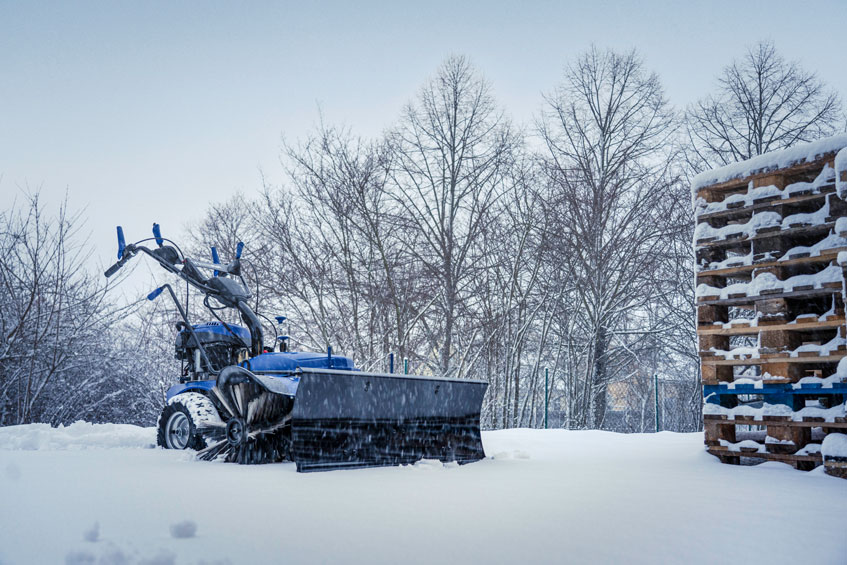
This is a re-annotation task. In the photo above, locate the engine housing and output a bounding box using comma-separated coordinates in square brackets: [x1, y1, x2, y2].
[175, 321, 250, 379]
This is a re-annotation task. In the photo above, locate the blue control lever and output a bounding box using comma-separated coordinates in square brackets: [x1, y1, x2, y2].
[116, 226, 126, 260]
[152, 223, 163, 247]
[211, 246, 220, 276]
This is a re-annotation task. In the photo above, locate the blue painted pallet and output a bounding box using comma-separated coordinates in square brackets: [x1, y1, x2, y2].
[704, 382, 847, 396]
[704, 381, 846, 409]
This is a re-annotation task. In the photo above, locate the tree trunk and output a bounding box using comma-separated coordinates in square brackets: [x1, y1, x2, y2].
[591, 325, 608, 428]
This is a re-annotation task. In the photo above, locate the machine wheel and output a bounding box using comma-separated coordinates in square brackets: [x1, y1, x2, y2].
[157, 392, 223, 450]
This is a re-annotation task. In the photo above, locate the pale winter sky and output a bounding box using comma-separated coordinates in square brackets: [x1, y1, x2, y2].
[2, 0, 846, 294]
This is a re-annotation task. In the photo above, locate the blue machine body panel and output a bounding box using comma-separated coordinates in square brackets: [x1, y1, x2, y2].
[166, 339, 356, 402]
[183, 321, 251, 345]
[166, 380, 216, 402]
[244, 351, 356, 372]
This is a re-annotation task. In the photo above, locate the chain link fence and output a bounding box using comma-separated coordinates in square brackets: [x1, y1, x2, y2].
[604, 374, 702, 433]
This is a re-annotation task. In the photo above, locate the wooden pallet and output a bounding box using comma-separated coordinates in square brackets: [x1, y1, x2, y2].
[696, 152, 847, 475]
[697, 249, 847, 281]
[707, 447, 821, 470]
[694, 155, 838, 203]
[697, 315, 845, 336]
[695, 222, 834, 250]
[696, 186, 835, 222]
[704, 417, 838, 470]
[824, 456, 847, 478]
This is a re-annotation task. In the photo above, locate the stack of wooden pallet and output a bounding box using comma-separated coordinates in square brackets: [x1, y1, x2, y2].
[693, 136, 847, 473]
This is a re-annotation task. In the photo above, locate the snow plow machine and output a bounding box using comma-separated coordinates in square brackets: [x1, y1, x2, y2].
[104, 224, 487, 471]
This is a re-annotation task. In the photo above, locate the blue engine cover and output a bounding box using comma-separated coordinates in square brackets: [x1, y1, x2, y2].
[183, 321, 251, 344]
[245, 351, 356, 372]
[166, 350, 356, 401]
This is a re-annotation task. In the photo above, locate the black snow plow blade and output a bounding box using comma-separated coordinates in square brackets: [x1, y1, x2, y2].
[290, 368, 488, 472]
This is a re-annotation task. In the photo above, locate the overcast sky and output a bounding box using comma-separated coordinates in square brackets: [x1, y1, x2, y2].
[2, 0, 846, 288]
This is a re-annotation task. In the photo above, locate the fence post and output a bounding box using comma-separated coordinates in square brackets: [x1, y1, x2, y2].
[389, 352, 394, 374]
[654, 373, 660, 432]
[544, 367, 550, 430]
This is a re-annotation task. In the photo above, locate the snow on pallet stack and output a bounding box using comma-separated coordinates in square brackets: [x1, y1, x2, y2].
[693, 135, 847, 477]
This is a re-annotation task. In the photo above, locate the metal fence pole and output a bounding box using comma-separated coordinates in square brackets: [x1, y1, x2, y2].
[544, 367, 550, 430]
[654, 373, 660, 432]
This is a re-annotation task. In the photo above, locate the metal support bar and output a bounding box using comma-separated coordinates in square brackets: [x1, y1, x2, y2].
[544, 367, 549, 429]
[654, 373, 660, 433]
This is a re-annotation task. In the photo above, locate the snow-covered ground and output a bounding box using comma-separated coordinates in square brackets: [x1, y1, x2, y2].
[1, 424, 845, 565]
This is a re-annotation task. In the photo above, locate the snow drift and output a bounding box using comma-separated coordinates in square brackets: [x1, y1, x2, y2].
[1, 423, 846, 564]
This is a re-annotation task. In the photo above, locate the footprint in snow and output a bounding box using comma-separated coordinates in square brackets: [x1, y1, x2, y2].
[83, 522, 99, 542]
[170, 520, 197, 539]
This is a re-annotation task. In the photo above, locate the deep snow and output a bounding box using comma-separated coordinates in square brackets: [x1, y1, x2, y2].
[1, 423, 845, 565]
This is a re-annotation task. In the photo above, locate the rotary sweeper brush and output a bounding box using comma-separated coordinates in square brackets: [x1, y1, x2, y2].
[104, 224, 487, 471]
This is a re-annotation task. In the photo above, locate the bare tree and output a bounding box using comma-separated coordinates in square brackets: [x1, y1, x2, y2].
[539, 46, 678, 428]
[0, 192, 135, 425]
[647, 174, 703, 429]
[474, 160, 558, 428]
[220, 124, 430, 371]
[685, 40, 842, 171]
[389, 55, 517, 378]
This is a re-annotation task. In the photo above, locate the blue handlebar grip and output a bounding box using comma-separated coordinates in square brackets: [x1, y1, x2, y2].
[116, 226, 126, 260]
[236, 241, 244, 259]
[147, 286, 164, 301]
[152, 223, 163, 247]
[211, 246, 220, 276]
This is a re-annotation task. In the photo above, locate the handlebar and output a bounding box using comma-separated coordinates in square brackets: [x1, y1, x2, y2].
[104, 225, 262, 357]
[103, 226, 248, 298]
[104, 250, 133, 277]
[103, 239, 243, 296]
[104, 259, 125, 278]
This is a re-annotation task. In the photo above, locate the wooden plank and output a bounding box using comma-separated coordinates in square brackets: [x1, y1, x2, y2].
[695, 222, 833, 250]
[703, 415, 847, 428]
[707, 447, 822, 464]
[704, 420, 737, 447]
[700, 353, 847, 366]
[696, 187, 835, 222]
[697, 316, 846, 336]
[766, 425, 811, 454]
[700, 364, 733, 384]
[824, 460, 847, 478]
[694, 155, 837, 196]
[697, 304, 728, 325]
[697, 249, 843, 280]
[697, 286, 839, 307]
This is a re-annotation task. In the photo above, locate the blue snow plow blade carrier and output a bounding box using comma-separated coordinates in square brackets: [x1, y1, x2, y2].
[106, 224, 487, 472]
